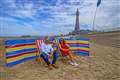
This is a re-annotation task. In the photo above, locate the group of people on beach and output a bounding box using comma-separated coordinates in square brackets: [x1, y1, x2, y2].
[38, 37, 79, 70]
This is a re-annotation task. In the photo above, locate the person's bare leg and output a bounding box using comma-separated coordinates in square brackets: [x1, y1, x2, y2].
[68, 51, 79, 66]
[68, 51, 75, 61]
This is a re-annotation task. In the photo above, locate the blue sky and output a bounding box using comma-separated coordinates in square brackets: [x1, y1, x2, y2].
[0, 0, 119, 36]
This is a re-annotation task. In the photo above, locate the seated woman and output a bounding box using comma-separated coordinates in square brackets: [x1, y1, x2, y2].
[58, 38, 78, 66]
[40, 37, 59, 70]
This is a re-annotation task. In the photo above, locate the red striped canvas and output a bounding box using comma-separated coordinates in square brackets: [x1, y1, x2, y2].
[35, 40, 44, 53]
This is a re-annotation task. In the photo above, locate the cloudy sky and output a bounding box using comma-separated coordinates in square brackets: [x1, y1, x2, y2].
[0, 0, 119, 36]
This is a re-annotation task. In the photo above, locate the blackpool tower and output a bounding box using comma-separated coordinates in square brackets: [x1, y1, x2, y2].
[74, 8, 80, 34]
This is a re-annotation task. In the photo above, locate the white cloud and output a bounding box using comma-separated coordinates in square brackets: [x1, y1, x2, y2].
[0, 0, 119, 36]
[16, 3, 36, 17]
[0, 17, 41, 36]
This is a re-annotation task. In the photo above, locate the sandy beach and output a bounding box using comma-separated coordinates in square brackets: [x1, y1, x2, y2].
[0, 32, 120, 80]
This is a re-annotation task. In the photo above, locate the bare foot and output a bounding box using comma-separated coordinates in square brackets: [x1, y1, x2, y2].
[52, 64, 59, 69]
[48, 64, 53, 70]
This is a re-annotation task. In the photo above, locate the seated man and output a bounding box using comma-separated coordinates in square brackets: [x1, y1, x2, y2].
[58, 38, 79, 66]
[40, 37, 59, 70]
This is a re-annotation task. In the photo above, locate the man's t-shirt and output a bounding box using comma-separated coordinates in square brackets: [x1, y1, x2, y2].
[40, 43, 53, 55]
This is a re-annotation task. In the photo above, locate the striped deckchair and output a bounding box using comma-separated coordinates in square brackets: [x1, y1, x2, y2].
[35, 39, 44, 62]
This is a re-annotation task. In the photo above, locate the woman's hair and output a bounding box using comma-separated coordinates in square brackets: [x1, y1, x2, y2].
[59, 38, 66, 44]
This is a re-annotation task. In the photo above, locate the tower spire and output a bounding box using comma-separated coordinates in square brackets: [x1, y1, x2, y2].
[74, 8, 80, 34]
